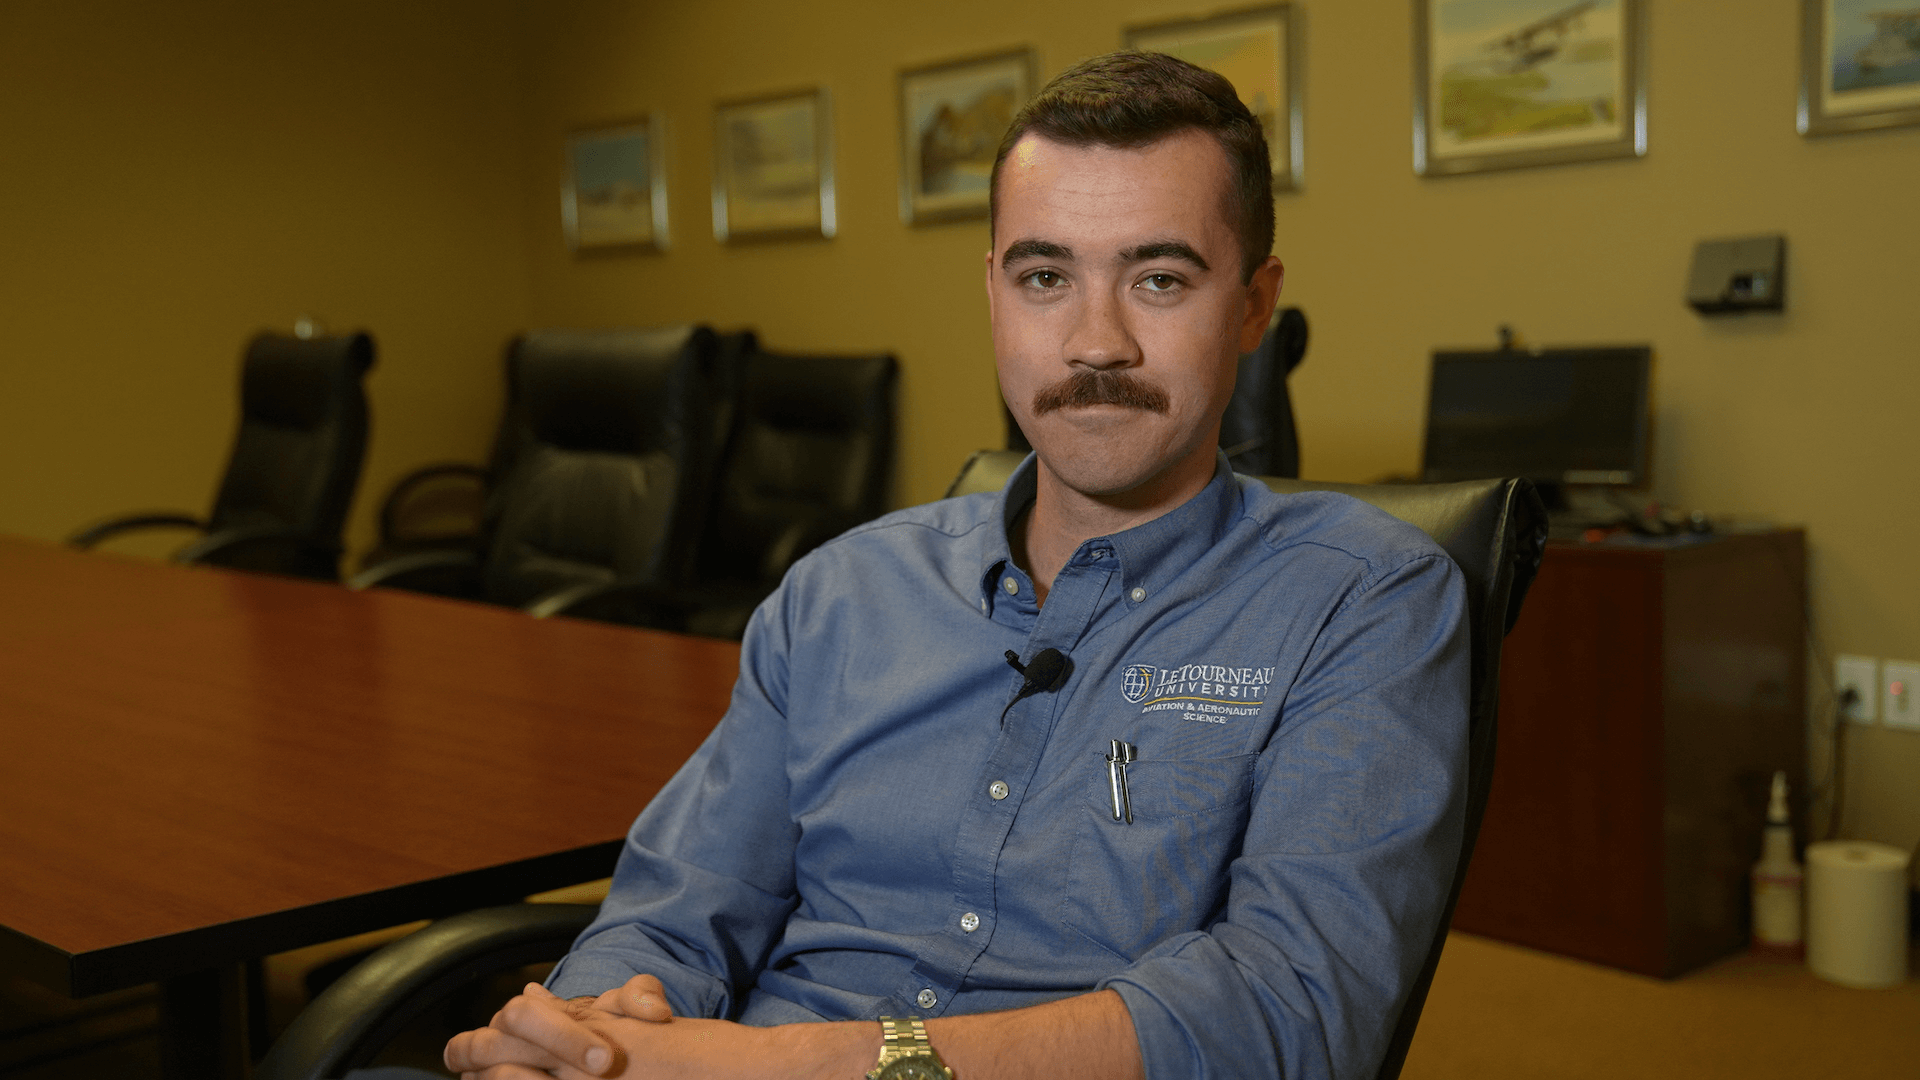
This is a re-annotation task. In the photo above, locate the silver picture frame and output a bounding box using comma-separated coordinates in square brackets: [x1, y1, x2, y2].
[1413, 0, 1647, 177]
[899, 47, 1036, 225]
[712, 87, 836, 242]
[1799, 0, 1920, 136]
[1126, 4, 1304, 192]
[562, 115, 669, 252]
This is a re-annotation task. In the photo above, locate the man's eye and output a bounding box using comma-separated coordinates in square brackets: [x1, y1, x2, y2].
[1138, 273, 1182, 292]
[1023, 270, 1065, 289]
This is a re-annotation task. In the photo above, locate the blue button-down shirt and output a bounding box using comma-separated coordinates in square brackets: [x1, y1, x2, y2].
[547, 454, 1469, 1080]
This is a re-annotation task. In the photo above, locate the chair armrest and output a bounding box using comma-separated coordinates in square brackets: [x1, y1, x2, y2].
[172, 526, 342, 580]
[254, 903, 600, 1080]
[347, 548, 484, 596]
[67, 512, 205, 549]
[376, 461, 488, 546]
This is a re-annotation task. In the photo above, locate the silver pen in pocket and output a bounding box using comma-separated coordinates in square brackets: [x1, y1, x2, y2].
[1106, 739, 1136, 824]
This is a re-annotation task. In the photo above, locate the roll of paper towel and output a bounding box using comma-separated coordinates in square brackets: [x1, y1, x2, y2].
[1805, 840, 1911, 988]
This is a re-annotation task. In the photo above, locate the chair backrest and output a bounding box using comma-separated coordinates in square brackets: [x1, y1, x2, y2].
[206, 331, 375, 569]
[944, 448, 1024, 499]
[944, 450, 1548, 1080]
[1257, 475, 1546, 1080]
[698, 343, 898, 585]
[1219, 306, 1307, 478]
[481, 326, 716, 608]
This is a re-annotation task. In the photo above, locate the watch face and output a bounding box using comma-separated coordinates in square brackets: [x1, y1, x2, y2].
[875, 1058, 952, 1080]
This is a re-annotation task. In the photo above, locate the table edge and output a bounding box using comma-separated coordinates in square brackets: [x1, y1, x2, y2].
[5, 841, 621, 997]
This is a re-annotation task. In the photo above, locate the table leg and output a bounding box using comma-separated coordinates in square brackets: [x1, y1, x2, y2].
[158, 964, 253, 1080]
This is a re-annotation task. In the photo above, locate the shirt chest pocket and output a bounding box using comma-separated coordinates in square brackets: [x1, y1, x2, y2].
[1057, 752, 1257, 960]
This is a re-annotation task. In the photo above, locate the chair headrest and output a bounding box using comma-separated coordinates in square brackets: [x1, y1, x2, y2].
[240, 332, 375, 430]
[739, 351, 897, 433]
[511, 326, 712, 453]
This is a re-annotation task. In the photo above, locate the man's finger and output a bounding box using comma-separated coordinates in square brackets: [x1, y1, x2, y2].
[488, 984, 616, 1075]
[444, 1024, 566, 1072]
[597, 973, 673, 1022]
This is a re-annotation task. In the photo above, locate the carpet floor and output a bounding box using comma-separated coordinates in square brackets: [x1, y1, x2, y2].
[1404, 933, 1920, 1079]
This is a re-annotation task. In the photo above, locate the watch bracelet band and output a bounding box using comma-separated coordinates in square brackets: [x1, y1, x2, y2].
[876, 1015, 935, 1061]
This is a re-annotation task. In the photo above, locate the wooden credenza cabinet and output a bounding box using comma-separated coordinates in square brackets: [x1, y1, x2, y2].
[1451, 529, 1807, 977]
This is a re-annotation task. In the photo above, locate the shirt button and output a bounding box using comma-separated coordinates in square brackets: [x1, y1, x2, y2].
[1003, 576, 1018, 594]
[917, 988, 938, 1009]
[979, 597, 988, 613]
[988, 780, 1009, 800]
[960, 912, 980, 933]
[1130, 586, 1146, 603]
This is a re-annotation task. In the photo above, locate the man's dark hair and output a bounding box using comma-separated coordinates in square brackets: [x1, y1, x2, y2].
[989, 51, 1275, 282]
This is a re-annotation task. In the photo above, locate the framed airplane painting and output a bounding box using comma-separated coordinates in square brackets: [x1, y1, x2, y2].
[1414, 0, 1647, 176]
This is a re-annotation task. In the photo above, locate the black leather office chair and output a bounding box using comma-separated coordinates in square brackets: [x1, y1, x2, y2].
[646, 339, 898, 639]
[68, 331, 375, 582]
[350, 327, 717, 622]
[257, 452, 1544, 1080]
[1003, 306, 1307, 480]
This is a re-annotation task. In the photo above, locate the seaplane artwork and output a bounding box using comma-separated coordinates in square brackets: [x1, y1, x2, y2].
[1433, 0, 1622, 144]
[1482, 1, 1599, 74]
[1419, 0, 1644, 174]
[1853, 8, 1920, 74]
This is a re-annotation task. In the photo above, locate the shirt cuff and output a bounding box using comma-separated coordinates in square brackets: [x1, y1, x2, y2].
[544, 952, 722, 1020]
[544, 952, 632, 1001]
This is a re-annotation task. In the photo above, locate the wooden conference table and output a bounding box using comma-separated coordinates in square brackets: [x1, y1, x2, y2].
[0, 536, 738, 1078]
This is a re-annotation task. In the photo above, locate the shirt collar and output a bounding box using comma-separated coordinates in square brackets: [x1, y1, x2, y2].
[980, 450, 1244, 609]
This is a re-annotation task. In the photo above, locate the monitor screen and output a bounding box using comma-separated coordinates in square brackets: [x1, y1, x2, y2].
[1420, 346, 1651, 487]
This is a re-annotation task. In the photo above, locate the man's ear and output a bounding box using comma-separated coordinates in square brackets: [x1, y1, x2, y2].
[1239, 256, 1286, 353]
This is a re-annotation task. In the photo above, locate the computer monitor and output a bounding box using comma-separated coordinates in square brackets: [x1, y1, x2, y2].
[1420, 346, 1651, 499]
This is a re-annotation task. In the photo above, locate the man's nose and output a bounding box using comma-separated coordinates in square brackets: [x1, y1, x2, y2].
[1063, 288, 1143, 370]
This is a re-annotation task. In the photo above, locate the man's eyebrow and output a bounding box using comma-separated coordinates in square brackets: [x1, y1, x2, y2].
[1121, 240, 1210, 271]
[1001, 239, 1072, 268]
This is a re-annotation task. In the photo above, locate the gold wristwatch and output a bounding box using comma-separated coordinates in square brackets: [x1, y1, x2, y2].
[866, 1016, 953, 1080]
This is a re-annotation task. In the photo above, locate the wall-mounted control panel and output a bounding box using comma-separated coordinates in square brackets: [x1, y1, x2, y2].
[1687, 235, 1786, 315]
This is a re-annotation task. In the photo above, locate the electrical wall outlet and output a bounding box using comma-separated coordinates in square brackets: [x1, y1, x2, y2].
[1836, 655, 1878, 723]
[1883, 660, 1920, 731]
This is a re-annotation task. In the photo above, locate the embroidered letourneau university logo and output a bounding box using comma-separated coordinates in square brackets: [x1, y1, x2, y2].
[1121, 661, 1276, 723]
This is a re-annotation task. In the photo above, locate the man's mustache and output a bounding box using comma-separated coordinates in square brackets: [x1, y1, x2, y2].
[1031, 369, 1170, 415]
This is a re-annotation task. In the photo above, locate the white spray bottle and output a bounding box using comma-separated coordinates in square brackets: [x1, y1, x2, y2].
[1750, 770, 1803, 958]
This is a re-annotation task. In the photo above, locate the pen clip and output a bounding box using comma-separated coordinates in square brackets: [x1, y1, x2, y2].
[1106, 739, 1136, 824]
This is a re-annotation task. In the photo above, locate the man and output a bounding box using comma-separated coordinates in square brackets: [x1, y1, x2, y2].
[441, 51, 1467, 1080]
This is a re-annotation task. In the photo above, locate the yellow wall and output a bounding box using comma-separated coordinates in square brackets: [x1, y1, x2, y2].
[1, 1, 1914, 869]
[0, 0, 530, 558]
[516, 0, 1920, 866]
